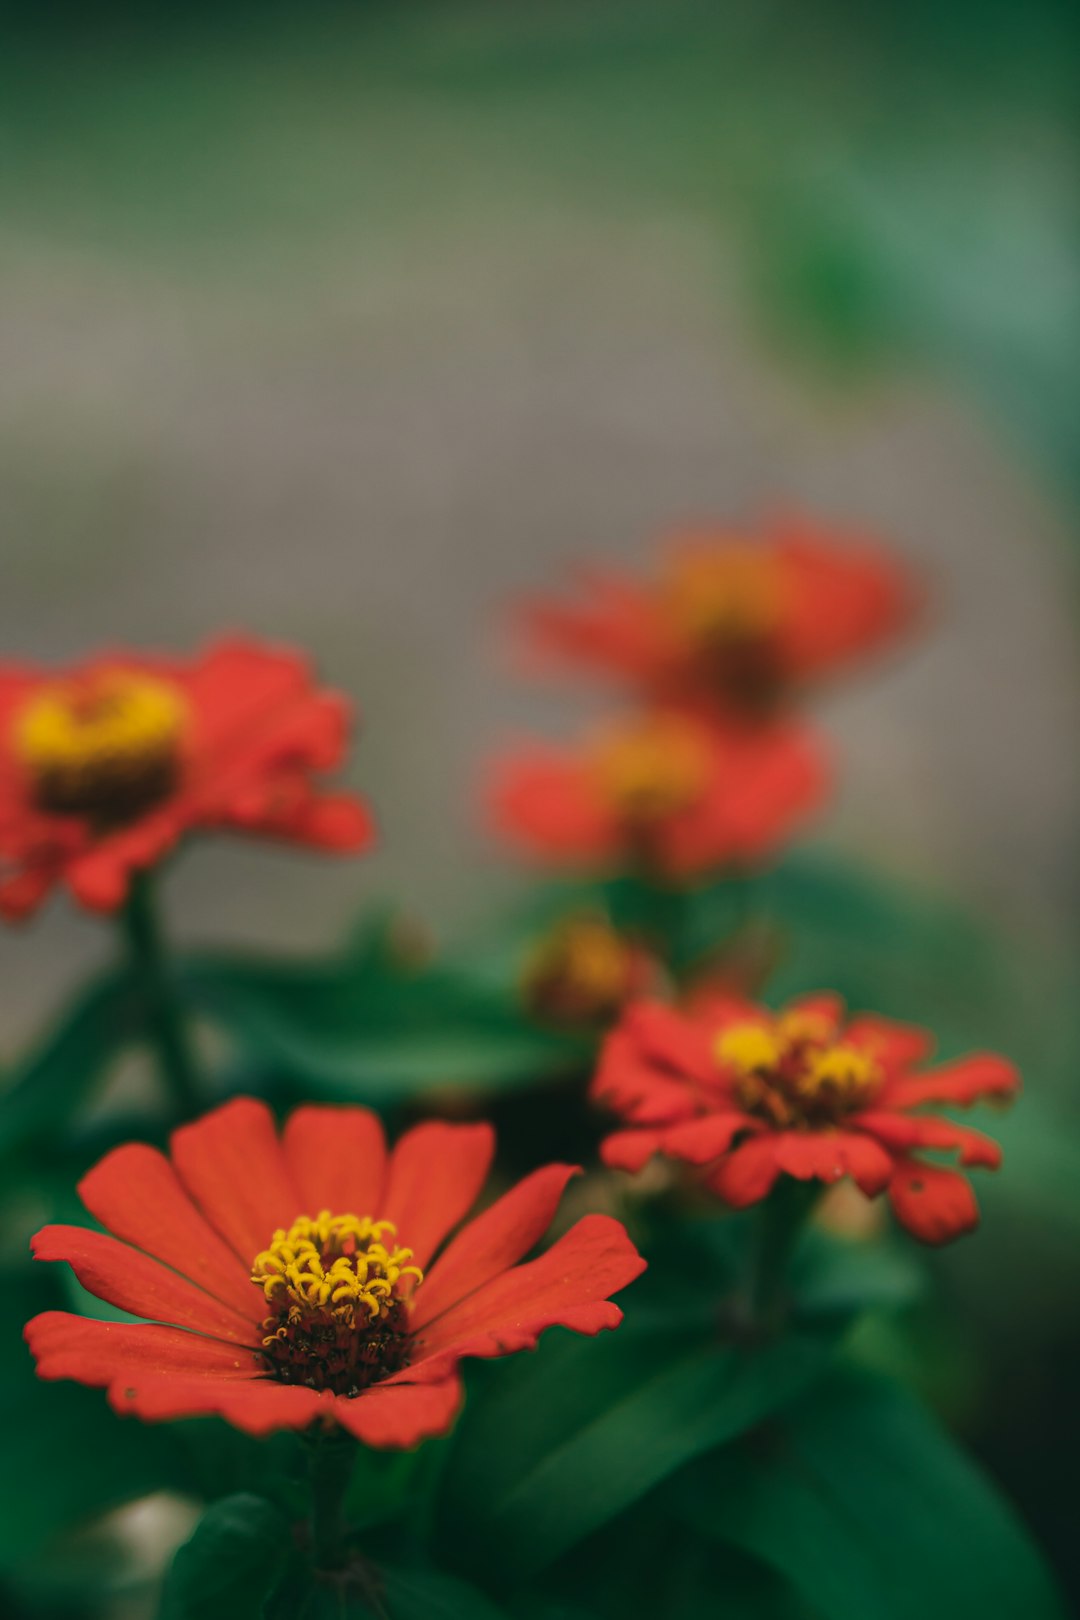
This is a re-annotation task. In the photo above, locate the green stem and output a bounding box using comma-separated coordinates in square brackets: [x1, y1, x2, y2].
[307, 1433, 359, 1572]
[749, 1178, 820, 1332]
[120, 872, 201, 1120]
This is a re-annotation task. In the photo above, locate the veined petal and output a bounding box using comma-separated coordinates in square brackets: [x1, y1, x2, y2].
[31, 1227, 257, 1343]
[26, 1311, 259, 1385]
[332, 1377, 463, 1449]
[78, 1144, 258, 1321]
[381, 1121, 494, 1270]
[412, 1214, 645, 1367]
[283, 1105, 387, 1223]
[116, 1377, 328, 1433]
[171, 1097, 301, 1261]
[413, 1164, 579, 1330]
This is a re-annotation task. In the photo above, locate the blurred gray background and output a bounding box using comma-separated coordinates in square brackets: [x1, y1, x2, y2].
[2, 1, 1077, 1045]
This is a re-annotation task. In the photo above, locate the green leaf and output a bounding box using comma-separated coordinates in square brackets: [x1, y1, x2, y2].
[672, 1365, 1068, 1620]
[178, 920, 581, 1105]
[0, 1270, 188, 1575]
[441, 1316, 843, 1582]
[0, 964, 142, 1158]
[159, 1495, 292, 1620]
[377, 1567, 509, 1620]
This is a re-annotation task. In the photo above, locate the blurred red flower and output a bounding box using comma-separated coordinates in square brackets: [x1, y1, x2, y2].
[25, 1098, 644, 1447]
[593, 993, 1018, 1244]
[515, 515, 918, 718]
[0, 637, 373, 918]
[487, 711, 827, 881]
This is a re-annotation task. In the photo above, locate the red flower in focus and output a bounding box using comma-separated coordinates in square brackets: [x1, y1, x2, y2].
[488, 711, 827, 881]
[593, 993, 1018, 1244]
[25, 1098, 644, 1446]
[515, 515, 918, 718]
[0, 637, 374, 918]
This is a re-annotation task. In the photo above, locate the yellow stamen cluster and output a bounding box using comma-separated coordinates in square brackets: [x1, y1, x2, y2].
[523, 915, 636, 1026]
[251, 1211, 423, 1395]
[715, 1015, 881, 1126]
[592, 718, 709, 822]
[663, 546, 784, 648]
[252, 1211, 422, 1329]
[16, 670, 187, 821]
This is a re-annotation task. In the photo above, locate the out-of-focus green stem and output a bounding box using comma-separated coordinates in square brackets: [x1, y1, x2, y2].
[308, 1433, 359, 1572]
[120, 871, 201, 1120]
[749, 1177, 820, 1331]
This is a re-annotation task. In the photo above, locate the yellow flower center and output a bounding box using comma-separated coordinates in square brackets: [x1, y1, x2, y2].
[663, 546, 785, 648]
[661, 546, 787, 707]
[523, 915, 636, 1026]
[715, 1016, 880, 1127]
[16, 670, 187, 823]
[591, 717, 710, 823]
[251, 1211, 423, 1395]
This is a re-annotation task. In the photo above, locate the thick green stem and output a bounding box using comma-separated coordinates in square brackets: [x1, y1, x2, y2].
[120, 872, 201, 1120]
[749, 1178, 820, 1331]
[308, 1433, 359, 1572]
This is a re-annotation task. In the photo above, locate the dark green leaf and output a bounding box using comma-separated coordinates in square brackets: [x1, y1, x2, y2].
[378, 1567, 509, 1620]
[0, 965, 142, 1158]
[441, 1316, 843, 1581]
[178, 920, 581, 1105]
[0, 1270, 187, 1574]
[672, 1365, 1068, 1620]
[159, 1494, 292, 1620]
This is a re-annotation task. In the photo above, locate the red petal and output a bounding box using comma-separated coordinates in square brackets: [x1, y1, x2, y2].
[412, 1164, 579, 1331]
[707, 1135, 781, 1207]
[659, 1112, 756, 1165]
[888, 1159, 979, 1245]
[591, 1025, 699, 1124]
[782, 991, 846, 1031]
[845, 1014, 935, 1071]
[77, 1144, 258, 1321]
[486, 749, 618, 865]
[380, 1121, 494, 1270]
[625, 1002, 717, 1085]
[855, 1111, 1002, 1169]
[413, 1214, 645, 1368]
[26, 1311, 259, 1385]
[600, 1128, 664, 1172]
[283, 1105, 388, 1220]
[886, 1054, 1020, 1111]
[31, 1227, 256, 1343]
[170, 1097, 301, 1262]
[116, 1376, 329, 1433]
[332, 1377, 463, 1448]
[771, 1130, 894, 1195]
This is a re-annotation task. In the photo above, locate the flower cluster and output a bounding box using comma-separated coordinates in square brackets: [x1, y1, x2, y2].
[489, 513, 916, 884]
[593, 993, 1019, 1243]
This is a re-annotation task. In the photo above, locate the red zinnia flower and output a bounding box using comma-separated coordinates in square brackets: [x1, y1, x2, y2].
[487, 711, 827, 881]
[515, 514, 918, 718]
[25, 1098, 645, 1446]
[593, 993, 1019, 1244]
[0, 637, 374, 918]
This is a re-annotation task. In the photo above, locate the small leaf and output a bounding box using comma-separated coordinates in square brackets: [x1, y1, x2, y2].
[159, 1494, 292, 1620]
[672, 1365, 1068, 1620]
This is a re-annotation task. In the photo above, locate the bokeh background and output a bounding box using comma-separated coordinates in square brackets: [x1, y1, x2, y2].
[2, 0, 1078, 1608]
